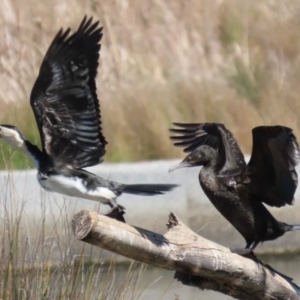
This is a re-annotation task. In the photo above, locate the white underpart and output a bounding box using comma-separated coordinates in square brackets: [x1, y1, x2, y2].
[37, 174, 117, 205]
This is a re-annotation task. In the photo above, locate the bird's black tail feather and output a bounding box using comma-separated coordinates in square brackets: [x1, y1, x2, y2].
[123, 184, 178, 196]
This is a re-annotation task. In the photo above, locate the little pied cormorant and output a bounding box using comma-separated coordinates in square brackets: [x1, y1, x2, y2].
[169, 122, 300, 253]
[0, 16, 177, 222]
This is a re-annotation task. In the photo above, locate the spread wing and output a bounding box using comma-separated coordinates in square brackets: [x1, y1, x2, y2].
[246, 126, 300, 207]
[170, 123, 246, 175]
[30, 16, 107, 169]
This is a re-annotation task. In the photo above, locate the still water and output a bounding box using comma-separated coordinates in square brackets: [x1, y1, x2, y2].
[117, 254, 300, 300]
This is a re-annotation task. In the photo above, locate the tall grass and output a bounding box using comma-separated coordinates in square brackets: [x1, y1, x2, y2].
[0, 0, 300, 168]
[0, 168, 149, 299]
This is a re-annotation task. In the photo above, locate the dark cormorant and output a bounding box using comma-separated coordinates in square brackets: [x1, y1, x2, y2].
[0, 16, 177, 222]
[169, 122, 300, 252]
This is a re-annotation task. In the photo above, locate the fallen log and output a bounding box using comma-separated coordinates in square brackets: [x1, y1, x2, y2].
[71, 210, 300, 300]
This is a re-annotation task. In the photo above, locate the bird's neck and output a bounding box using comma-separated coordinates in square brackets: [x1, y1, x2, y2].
[198, 147, 221, 172]
[22, 140, 43, 169]
[202, 154, 220, 172]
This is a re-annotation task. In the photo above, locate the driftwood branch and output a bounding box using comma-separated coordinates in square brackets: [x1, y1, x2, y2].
[71, 210, 300, 300]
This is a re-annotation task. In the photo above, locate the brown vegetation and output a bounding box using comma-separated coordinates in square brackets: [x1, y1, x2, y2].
[0, 171, 148, 299]
[0, 0, 300, 167]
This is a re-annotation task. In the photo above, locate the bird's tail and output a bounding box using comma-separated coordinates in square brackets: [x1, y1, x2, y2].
[122, 184, 178, 196]
[284, 223, 300, 231]
[288, 224, 300, 231]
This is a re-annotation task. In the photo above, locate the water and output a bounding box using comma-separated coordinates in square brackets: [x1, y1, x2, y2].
[1, 164, 300, 299]
[135, 267, 229, 300]
[104, 254, 300, 300]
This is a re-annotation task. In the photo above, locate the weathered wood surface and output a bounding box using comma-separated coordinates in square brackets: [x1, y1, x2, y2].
[72, 210, 300, 300]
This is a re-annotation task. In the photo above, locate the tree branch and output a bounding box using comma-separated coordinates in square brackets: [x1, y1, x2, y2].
[71, 210, 300, 300]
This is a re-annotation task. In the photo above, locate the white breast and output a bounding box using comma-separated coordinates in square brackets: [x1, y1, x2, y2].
[37, 174, 117, 204]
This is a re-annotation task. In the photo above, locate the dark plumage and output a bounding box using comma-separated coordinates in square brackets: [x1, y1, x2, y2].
[30, 16, 107, 170]
[0, 17, 177, 222]
[169, 122, 300, 252]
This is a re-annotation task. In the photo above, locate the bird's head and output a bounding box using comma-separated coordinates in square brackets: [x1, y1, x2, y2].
[169, 146, 217, 172]
[0, 125, 25, 149]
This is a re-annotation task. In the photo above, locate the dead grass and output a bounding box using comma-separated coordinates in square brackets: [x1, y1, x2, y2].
[0, 0, 300, 167]
[0, 168, 148, 299]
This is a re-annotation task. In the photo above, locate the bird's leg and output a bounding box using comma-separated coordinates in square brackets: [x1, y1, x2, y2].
[103, 204, 126, 223]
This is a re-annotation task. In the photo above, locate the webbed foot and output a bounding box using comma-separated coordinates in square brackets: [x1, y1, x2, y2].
[230, 247, 253, 256]
[231, 241, 258, 257]
[104, 205, 126, 223]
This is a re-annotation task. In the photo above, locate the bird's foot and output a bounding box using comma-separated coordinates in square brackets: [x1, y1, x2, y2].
[104, 205, 126, 223]
[230, 247, 254, 256]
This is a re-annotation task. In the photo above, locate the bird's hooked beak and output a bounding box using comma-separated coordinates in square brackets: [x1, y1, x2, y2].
[169, 160, 192, 172]
[0, 125, 24, 149]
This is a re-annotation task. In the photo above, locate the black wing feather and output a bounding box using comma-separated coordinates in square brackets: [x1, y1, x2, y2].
[246, 126, 300, 207]
[170, 122, 246, 174]
[30, 16, 107, 169]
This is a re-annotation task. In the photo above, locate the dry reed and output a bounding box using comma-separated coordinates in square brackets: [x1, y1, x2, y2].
[0, 168, 148, 299]
[0, 0, 299, 167]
